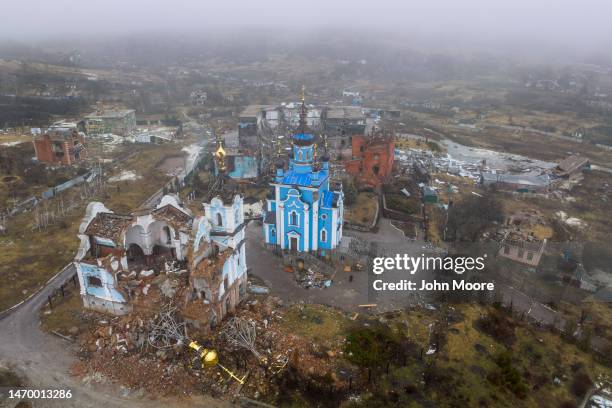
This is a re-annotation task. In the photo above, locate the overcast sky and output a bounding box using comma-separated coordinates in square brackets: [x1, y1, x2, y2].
[3, 0, 612, 55]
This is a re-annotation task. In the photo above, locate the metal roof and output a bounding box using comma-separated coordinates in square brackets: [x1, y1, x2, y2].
[326, 106, 365, 120]
[557, 155, 590, 174]
[481, 173, 550, 186]
[280, 169, 328, 187]
[321, 191, 341, 208]
[85, 109, 134, 119]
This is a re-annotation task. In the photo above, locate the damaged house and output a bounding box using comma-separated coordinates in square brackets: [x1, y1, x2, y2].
[75, 194, 247, 332]
[554, 155, 590, 178]
[33, 129, 87, 165]
[497, 211, 547, 267]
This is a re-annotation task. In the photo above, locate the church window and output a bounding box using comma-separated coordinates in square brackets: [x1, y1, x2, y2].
[289, 211, 299, 226]
[321, 229, 327, 242]
[163, 226, 172, 244]
[216, 212, 223, 226]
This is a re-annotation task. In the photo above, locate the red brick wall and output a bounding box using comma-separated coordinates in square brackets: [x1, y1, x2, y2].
[345, 136, 394, 187]
[351, 134, 365, 158]
[33, 135, 55, 164]
[32, 133, 86, 165]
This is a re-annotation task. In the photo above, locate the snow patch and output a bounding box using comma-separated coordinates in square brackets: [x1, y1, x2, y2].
[555, 211, 586, 228]
[1, 141, 25, 147]
[108, 170, 141, 182]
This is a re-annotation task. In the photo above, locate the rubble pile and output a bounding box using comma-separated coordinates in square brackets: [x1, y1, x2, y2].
[73, 295, 353, 401]
[295, 268, 332, 289]
[216, 297, 350, 399]
[147, 305, 187, 350]
[74, 311, 196, 395]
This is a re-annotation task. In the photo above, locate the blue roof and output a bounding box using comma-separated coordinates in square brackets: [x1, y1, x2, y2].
[281, 169, 327, 187]
[293, 133, 314, 141]
[321, 191, 341, 208]
[321, 191, 334, 207]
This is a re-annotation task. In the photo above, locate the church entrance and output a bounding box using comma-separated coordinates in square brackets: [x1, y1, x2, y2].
[290, 237, 298, 251]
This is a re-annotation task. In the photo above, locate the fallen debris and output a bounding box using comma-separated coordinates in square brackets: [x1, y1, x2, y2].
[147, 304, 187, 350]
[221, 317, 263, 361]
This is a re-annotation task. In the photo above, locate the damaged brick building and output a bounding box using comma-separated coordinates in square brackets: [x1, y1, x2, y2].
[344, 130, 395, 188]
[74, 194, 247, 332]
[33, 129, 87, 165]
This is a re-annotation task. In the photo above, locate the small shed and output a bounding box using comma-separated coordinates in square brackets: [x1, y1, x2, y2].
[422, 186, 438, 203]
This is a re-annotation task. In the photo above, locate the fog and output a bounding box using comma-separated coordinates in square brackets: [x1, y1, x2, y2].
[2, 0, 612, 58]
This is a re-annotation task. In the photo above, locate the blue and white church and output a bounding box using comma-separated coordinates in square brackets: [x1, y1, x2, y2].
[263, 93, 344, 254]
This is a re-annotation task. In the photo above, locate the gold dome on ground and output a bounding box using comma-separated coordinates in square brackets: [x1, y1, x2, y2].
[203, 349, 219, 367]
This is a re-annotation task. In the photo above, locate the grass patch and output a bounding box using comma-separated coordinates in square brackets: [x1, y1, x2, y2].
[0, 143, 191, 311]
[395, 137, 445, 153]
[385, 193, 418, 214]
[40, 291, 90, 335]
[447, 305, 503, 363]
[282, 304, 349, 346]
[345, 192, 378, 226]
[0, 220, 79, 311]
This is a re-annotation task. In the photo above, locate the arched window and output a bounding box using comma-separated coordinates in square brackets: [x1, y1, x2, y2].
[289, 211, 298, 226]
[321, 229, 327, 242]
[216, 212, 223, 226]
[163, 226, 172, 244]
